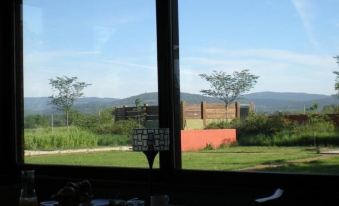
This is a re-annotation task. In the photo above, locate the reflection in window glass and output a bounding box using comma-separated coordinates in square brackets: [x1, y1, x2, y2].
[179, 0, 339, 174]
[23, 0, 159, 168]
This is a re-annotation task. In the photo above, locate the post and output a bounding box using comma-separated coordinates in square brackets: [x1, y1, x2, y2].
[144, 103, 148, 121]
[123, 105, 127, 120]
[201, 101, 207, 128]
[51, 113, 54, 133]
[180, 101, 185, 130]
[250, 102, 255, 113]
[235, 101, 240, 119]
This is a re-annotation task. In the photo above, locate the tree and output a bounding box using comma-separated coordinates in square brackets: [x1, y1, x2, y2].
[306, 103, 318, 114]
[134, 98, 144, 127]
[199, 69, 259, 120]
[135, 98, 143, 108]
[335, 55, 339, 64]
[49, 76, 91, 127]
[334, 56, 339, 95]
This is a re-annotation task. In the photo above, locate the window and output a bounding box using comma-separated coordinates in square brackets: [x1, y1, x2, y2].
[179, 0, 339, 175]
[3, 0, 339, 188]
[23, 0, 160, 168]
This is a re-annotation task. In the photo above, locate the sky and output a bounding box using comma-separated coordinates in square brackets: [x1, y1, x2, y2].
[23, 0, 339, 98]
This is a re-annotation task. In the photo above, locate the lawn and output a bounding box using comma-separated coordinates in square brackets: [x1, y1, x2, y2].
[260, 155, 339, 174]
[24, 146, 339, 174]
[26, 151, 158, 168]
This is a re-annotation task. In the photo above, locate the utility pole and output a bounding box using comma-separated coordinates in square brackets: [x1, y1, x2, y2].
[51, 113, 54, 133]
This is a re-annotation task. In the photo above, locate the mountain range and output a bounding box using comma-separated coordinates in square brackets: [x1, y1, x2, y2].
[24, 91, 339, 115]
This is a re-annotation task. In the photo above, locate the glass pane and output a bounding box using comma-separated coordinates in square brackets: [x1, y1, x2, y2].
[179, 0, 339, 174]
[23, 0, 159, 168]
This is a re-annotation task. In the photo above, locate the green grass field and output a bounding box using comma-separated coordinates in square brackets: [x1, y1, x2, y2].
[25, 146, 339, 174]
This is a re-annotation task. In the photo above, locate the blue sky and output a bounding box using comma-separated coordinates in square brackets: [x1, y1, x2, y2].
[24, 0, 339, 98]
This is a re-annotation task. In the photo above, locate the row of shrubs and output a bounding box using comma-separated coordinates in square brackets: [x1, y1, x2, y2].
[25, 109, 141, 134]
[24, 108, 141, 150]
[24, 124, 137, 150]
[206, 113, 339, 146]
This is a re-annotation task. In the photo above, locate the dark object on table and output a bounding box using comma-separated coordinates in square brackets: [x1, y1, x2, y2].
[52, 180, 93, 206]
[253, 188, 284, 206]
[109, 199, 127, 206]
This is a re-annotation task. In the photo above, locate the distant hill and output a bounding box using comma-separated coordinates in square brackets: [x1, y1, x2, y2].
[243, 91, 329, 102]
[242, 92, 339, 113]
[24, 97, 119, 115]
[24, 92, 339, 115]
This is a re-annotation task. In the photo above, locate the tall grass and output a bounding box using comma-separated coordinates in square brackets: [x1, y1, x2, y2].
[97, 134, 130, 146]
[25, 126, 98, 150]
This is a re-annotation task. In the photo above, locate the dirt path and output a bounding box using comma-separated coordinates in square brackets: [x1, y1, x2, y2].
[238, 154, 339, 172]
[25, 146, 132, 156]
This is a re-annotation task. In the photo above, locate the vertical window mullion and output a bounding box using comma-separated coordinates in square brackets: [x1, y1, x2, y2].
[156, 0, 181, 170]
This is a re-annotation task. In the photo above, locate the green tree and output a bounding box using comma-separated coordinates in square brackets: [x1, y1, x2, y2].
[24, 114, 49, 128]
[322, 104, 339, 114]
[333, 55, 339, 95]
[199, 69, 259, 120]
[49, 76, 91, 127]
[306, 103, 318, 114]
[335, 55, 339, 64]
[134, 98, 144, 127]
[134, 98, 143, 108]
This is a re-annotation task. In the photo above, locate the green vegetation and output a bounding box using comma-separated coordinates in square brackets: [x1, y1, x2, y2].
[97, 134, 130, 146]
[24, 114, 50, 129]
[24, 106, 140, 150]
[24, 119, 138, 150]
[260, 156, 339, 174]
[207, 113, 339, 147]
[26, 151, 158, 168]
[25, 126, 98, 150]
[183, 146, 319, 171]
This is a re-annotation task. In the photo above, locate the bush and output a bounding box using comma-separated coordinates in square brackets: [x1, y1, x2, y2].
[206, 113, 339, 147]
[205, 120, 234, 129]
[24, 115, 50, 129]
[97, 134, 131, 146]
[237, 113, 293, 137]
[71, 109, 139, 137]
[111, 119, 141, 136]
[237, 113, 339, 146]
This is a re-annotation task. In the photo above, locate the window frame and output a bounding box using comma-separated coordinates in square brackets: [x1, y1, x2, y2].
[2, 0, 182, 178]
[2, 0, 339, 190]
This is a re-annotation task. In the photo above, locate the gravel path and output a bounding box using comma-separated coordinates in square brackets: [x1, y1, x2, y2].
[25, 146, 132, 156]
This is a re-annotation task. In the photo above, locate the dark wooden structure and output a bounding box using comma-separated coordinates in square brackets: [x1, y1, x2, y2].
[115, 105, 159, 121]
[115, 102, 254, 129]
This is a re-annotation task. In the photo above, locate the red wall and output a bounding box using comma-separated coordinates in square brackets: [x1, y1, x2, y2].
[181, 129, 236, 152]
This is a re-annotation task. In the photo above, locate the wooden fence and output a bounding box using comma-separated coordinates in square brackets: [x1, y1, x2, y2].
[181, 102, 237, 129]
[115, 102, 254, 129]
[115, 105, 158, 121]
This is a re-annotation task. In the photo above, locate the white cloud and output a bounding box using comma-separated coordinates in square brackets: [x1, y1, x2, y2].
[24, 50, 157, 98]
[204, 48, 333, 67]
[291, 0, 319, 47]
[105, 60, 155, 70]
[180, 48, 337, 95]
[24, 47, 338, 98]
[93, 26, 116, 51]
